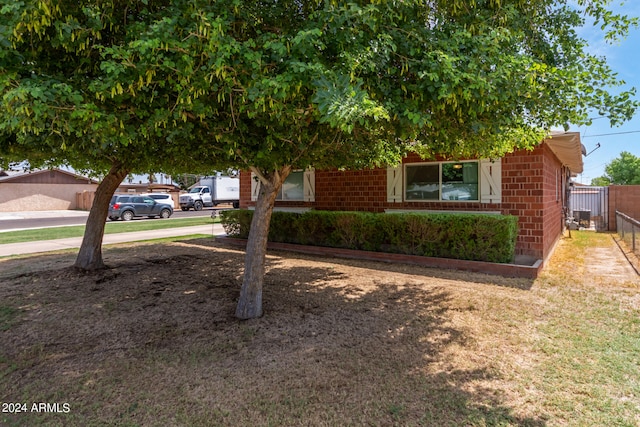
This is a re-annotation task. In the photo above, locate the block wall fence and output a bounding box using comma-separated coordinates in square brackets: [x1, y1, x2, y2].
[240, 144, 567, 260]
[608, 185, 640, 230]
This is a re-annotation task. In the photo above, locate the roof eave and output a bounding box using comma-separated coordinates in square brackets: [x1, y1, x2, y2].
[544, 131, 584, 176]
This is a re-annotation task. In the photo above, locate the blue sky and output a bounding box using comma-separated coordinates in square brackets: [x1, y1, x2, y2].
[571, 1, 640, 184]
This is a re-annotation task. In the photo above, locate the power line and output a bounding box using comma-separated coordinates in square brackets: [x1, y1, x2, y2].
[582, 130, 640, 137]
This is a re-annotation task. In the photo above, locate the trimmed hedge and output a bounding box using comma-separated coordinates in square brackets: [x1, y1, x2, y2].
[220, 210, 519, 263]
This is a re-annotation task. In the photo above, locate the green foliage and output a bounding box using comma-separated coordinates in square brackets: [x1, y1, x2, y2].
[220, 209, 253, 239]
[590, 176, 612, 186]
[268, 211, 304, 244]
[0, 0, 227, 176]
[588, 151, 640, 186]
[221, 210, 519, 263]
[603, 151, 640, 185]
[3, 0, 635, 175]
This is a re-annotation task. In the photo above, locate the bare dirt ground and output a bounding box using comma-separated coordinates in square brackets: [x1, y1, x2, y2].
[0, 233, 638, 426]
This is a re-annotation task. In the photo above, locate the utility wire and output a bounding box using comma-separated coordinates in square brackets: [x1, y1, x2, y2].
[582, 130, 640, 137]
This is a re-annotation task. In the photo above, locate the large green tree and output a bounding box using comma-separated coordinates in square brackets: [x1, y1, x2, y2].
[593, 151, 640, 185]
[0, 1, 223, 269]
[2, 0, 638, 318]
[117, 0, 637, 319]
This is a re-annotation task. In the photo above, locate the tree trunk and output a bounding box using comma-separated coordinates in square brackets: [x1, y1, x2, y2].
[74, 162, 129, 271]
[235, 167, 290, 319]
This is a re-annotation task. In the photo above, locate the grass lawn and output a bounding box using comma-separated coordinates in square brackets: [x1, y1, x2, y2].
[0, 231, 638, 426]
[0, 216, 217, 245]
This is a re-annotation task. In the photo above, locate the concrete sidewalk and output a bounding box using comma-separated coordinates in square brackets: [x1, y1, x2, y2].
[0, 224, 226, 257]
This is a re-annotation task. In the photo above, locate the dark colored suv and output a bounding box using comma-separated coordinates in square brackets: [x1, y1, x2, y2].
[108, 195, 173, 221]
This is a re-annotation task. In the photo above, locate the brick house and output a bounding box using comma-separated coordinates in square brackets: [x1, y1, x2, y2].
[239, 132, 584, 262]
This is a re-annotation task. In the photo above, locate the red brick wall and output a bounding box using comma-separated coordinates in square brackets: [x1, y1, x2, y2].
[239, 171, 253, 208]
[543, 146, 566, 258]
[501, 145, 565, 259]
[239, 168, 389, 211]
[316, 168, 387, 211]
[609, 185, 640, 229]
[240, 143, 567, 260]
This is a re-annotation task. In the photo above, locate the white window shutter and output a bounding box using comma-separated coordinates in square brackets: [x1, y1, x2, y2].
[303, 169, 315, 202]
[480, 159, 502, 203]
[250, 172, 261, 201]
[387, 166, 403, 203]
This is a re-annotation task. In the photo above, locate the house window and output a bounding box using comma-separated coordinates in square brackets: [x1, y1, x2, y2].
[277, 170, 304, 201]
[251, 168, 315, 202]
[405, 164, 439, 200]
[405, 161, 479, 201]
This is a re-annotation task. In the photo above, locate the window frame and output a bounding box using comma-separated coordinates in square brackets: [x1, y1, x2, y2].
[276, 170, 305, 201]
[404, 160, 480, 203]
[251, 168, 315, 202]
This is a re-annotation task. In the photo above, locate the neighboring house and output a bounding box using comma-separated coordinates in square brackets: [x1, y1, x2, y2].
[0, 168, 99, 212]
[239, 132, 584, 263]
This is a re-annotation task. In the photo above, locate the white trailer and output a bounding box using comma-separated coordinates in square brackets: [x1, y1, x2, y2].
[179, 173, 240, 211]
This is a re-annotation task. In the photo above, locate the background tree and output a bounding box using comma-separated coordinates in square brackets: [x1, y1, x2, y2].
[0, 1, 224, 270]
[592, 151, 640, 185]
[590, 176, 612, 186]
[175, 175, 201, 191]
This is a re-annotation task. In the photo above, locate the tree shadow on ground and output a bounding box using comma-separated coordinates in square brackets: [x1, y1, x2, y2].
[202, 237, 536, 290]
[0, 240, 545, 426]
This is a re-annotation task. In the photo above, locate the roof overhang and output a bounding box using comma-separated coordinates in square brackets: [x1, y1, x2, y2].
[0, 168, 99, 184]
[544, 131, 584, 176]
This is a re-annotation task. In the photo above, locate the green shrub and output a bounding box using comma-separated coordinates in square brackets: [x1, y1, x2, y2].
[268, 211, 300, 243]
[220, 209, 252, 239]
[221, 210, 519, 263]
[331, 212, 381, 251]
[295, 210, 337, 246]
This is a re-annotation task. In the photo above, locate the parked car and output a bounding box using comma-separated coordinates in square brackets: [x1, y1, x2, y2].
[142, 192, 175, 209]
[108, 195, 173, 221]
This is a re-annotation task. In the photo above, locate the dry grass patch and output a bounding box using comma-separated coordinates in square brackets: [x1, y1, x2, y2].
[0, 232, 638, 426]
